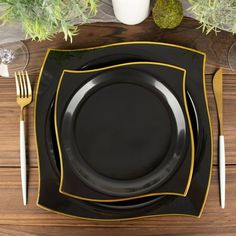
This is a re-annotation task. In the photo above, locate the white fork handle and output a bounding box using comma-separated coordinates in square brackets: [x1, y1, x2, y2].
[20, 120, 27, 205]
[219, 135, 225, 209]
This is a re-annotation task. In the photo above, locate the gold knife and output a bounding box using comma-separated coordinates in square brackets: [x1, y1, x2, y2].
[213, 68, 225, 209]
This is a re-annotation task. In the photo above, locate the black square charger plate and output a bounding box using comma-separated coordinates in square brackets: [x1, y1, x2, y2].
[35, 42, 213, 220]
[55, 62, 194, 202]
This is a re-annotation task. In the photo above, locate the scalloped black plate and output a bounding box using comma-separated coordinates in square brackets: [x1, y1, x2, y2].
[55, 62, 193, 202]
[35, 42, 212, 220]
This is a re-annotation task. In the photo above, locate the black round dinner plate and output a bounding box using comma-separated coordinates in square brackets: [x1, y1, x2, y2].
[35, 42, 212, 220]
[55, 62, 193, 202]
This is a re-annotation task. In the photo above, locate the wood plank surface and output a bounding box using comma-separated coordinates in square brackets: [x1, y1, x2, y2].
[0, 167, 235, 233]
[0, 16, 236, 235]
[0, 225, 236, 236]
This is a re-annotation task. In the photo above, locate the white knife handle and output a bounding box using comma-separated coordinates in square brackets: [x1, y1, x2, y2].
[219, 135, 225, 209]
[20, 120, 27, 205]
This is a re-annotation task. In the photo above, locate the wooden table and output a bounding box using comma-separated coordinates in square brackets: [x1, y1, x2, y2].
[0, 17, 236, 235]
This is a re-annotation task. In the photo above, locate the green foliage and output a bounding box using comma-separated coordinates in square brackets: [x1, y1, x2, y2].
[152, 0, 183, 29]
[188, 0, 236, 34]
[0, 0, 97, 42]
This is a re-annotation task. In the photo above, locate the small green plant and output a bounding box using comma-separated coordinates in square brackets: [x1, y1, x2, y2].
[188, 0, 236, 34]
[0, 0, 97, 42]
[152, 0, 183, 29]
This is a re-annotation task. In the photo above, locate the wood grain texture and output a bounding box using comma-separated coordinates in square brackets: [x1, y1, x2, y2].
[0, 225, 236, 236]
[0, 167, 235, 233]
[0, 16, 236, 235]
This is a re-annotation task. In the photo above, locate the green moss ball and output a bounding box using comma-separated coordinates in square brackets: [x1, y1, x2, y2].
[153, 0, 183, 29]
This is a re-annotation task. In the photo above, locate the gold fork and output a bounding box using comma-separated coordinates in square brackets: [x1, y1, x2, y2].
[15, 71, 32, 205]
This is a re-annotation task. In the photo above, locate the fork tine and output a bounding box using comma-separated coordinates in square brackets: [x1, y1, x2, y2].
[21, 71, 27, 98]
[18, 71, 24, 98]
[15, 72, 20, 97]
[25, 71, 32, 96]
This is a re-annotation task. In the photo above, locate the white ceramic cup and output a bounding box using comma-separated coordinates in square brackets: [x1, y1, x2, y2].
[112, 0, 151, 25]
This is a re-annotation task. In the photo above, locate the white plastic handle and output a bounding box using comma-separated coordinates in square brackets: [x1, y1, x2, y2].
[219, 135, 225, 209]
[20, 120, 27, 205]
